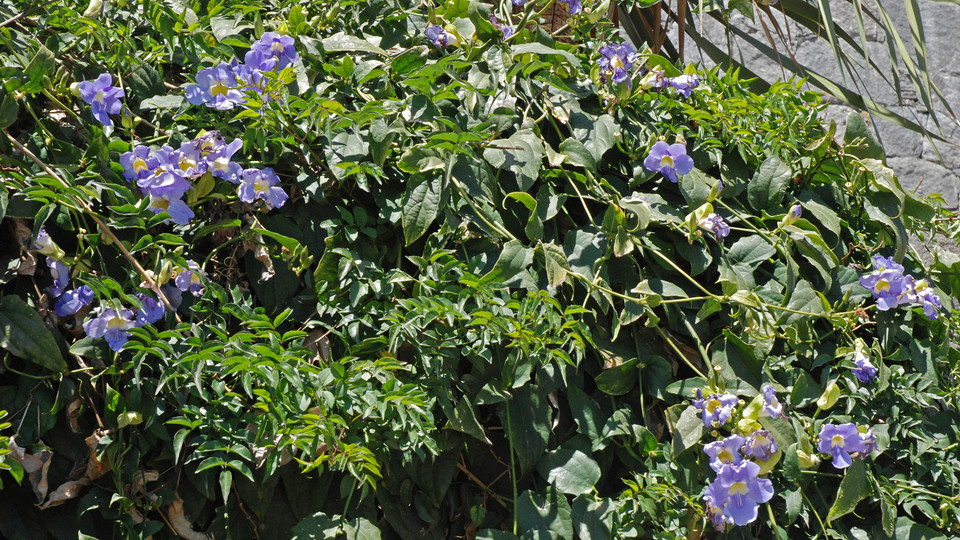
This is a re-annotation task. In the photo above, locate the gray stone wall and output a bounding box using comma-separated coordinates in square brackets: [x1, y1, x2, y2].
[667, 1, 960, 207]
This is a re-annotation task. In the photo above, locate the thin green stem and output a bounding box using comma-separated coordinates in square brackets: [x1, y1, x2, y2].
[654, 327, 706, 379]
[505, 401, 518, 536]
[646, 247, 718, 297]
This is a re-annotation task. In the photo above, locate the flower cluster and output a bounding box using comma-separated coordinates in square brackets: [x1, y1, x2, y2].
[817, 423, 876, 469]
[185, 32, 299, 110]
[644, 141, 694, 183]
[702, 429, 777, 530]
[692, 389, 739, 428]
[596, 43, 638, 85]
[121, 132, 236, 224]
[78, 73, 125, 127]
[120, 131, 287, 223]
[694, 385, 788, 531]
[859, 255, 942, 320]
[81, 261, 204, 351]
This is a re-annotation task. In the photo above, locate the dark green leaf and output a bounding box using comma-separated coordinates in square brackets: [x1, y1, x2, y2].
[0, 295, 67, 372]
[747, 155, 792, 211]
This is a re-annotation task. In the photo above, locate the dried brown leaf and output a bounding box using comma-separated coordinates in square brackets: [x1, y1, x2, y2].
[167, 498, 213, 540]
[8, 435, 53, 503]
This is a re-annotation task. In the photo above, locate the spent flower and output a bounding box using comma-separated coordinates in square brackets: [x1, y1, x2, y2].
[851, 351, 878, 383]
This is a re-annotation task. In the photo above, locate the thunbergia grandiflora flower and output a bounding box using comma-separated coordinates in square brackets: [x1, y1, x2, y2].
[186, 32, 300, 110]
[643, 141, 694, 183]
[83, 307, 137, 351]
[596, 42, 638, 85]
[859, 254, 941, 319]
[817, 423, 869, 469]
[703, 461, 774, 527]
[692, 389, 739, 428]
[425, 24, 452, 47]
[698, 213, 730, 240]
[78, 73, 125, 126]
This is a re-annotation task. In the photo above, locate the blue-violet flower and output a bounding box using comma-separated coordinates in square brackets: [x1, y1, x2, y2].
[83, 307, 136, 351]
[78, 73, 125, 127]
[55, 285, 94, 317]
[817, 423, 867, 469]
[643, 141, 694, 183]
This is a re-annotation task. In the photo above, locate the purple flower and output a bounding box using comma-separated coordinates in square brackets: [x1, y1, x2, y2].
[83, 307, 136, 351]
[207, 137, 244, 183]
[135, 293, 165, 325]
[175, 261, 205, 297]
[55, 285, 94, 317]
[120, 146, 157, 182]
[512, 0, 526, 5]
[851, 351, 878, 383]
[147, 192, 194, 225]
[597, 43, 637, 85]
[160, 283, 183, 310]
[239, 167, 288, 209]
[872, 254, 903, 273]
[501, 26, 515, 39]
[46, 257, 70, 298]
[762, 384, 783, 418]
[643, 141, 694, 183]
[904, 277, 942, 320]
[706, 461, 774, 526]
[704, 434, 745, 471]
[742, 430, 778, 462]
[78, 73, 125, 127]
[859, 257, 908, 311]
[561, 0, 582, 14]
[425, 24, 451, 47]
[698, 213, 730, 240]
[185, 63, 246, 110]
[693, 389, 739, 428]
[817, 423, 867, 469]
[249, 32, 299, 71]
[704, 500, 733, 533]
[667, 74, 700, 97]
[173, 141, 207, 178]
[860, 427, 877, 455]
[136, 145, 192, 197]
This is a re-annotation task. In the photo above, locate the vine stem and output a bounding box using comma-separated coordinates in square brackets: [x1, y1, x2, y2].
[505, 401, 518, 536]
[5, 131, 181, 322]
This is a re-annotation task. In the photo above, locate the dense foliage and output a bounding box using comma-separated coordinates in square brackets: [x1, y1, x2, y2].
[0, 0, 959, 538]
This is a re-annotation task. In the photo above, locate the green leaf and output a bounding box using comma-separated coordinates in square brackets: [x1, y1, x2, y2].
[401, 175, 442, 245]
[483, 240, 533, 284]
[747, 155, 793, 211]
[558, 138, 597, 171]
[535, 438, 601, 495]
[843, 111, 885, 160]
[570, 113, 616, 164]
[0, 87, 18, 130]
[322, 33, 388, 56]
[511, 43, 582, 69]
[0, 188, 7, 222]
[139, 95, 185, 110]
[827, 459, 873, 522]
[446, 396, 490, 444]
[0, 295, 67, 372]
[515, 486, 574, 539]
[713, 330, 762, 391]
[506, 192, 542, 241]
[566, 384, 603, 450]
[595, 359, 638, 396]
[541, 241, 570, 288]
[726, 235, 776, 266]
[24, 46, 54, 87]
[500, 387, 551, 474]
[778, 279, 827, 325]
[666, 404, 703, 457]
[483, 131, 543, 191]
[126, 64, 163, 100]
[570, 496, 614, 540]
[391, 46, 429, 75]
